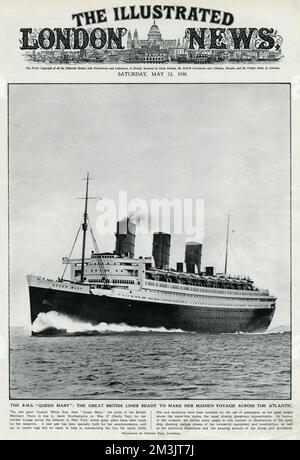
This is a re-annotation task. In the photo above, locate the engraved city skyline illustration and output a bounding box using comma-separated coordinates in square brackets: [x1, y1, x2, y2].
[21, 21, 283, 64]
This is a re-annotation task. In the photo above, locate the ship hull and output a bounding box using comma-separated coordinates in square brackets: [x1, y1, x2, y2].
[29, 285, 275, 335]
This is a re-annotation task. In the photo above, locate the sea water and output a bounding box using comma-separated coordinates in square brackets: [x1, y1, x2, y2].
[10, 313, 291, 400]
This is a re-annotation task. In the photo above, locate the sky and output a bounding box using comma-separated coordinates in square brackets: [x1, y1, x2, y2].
[9, 83, 290, 328]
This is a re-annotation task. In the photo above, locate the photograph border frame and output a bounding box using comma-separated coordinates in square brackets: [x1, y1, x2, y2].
[7, 81, 293, 401]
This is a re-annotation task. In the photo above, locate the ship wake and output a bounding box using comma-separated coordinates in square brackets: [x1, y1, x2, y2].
[32, 311, 186, 335]
[221, 325, 290, 335]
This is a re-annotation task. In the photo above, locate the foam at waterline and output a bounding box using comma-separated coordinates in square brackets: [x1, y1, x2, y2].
[221, 325, 290, 335]
[32, 311, 186, 334]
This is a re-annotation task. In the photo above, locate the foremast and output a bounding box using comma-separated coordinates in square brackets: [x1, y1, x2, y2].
[80, 172, 90, 283]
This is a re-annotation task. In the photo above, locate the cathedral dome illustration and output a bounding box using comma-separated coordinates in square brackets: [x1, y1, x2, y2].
[148, 21, 162, 42]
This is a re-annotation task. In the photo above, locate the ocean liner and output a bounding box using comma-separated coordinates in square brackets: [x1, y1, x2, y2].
[27, 174, 276, 335]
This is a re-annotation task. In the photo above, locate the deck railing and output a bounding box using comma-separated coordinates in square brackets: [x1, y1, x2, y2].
[144, 279, 269, 297]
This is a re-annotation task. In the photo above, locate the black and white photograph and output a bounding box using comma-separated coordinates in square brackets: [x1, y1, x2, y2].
[9, 83, 291, 401]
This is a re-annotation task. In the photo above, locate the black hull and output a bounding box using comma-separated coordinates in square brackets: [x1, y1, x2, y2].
[29, 286, 275, 335]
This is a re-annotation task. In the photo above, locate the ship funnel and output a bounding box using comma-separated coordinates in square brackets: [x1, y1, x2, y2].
[115, 218, 136, 258]
[185, 242, 202, 274]
[152, 232, 171, 269]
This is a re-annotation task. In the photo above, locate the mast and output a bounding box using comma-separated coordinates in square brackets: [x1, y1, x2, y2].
[80, 172, 90, 283]
[224, 213, 230, 275]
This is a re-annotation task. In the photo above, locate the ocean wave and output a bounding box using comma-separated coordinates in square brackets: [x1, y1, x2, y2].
[267, 325, 291, 334]
[221, 327, 290, 336]
[32, 311, 186, 335]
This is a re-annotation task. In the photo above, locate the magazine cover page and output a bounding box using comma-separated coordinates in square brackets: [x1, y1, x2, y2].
[0, 0, 299, 442]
